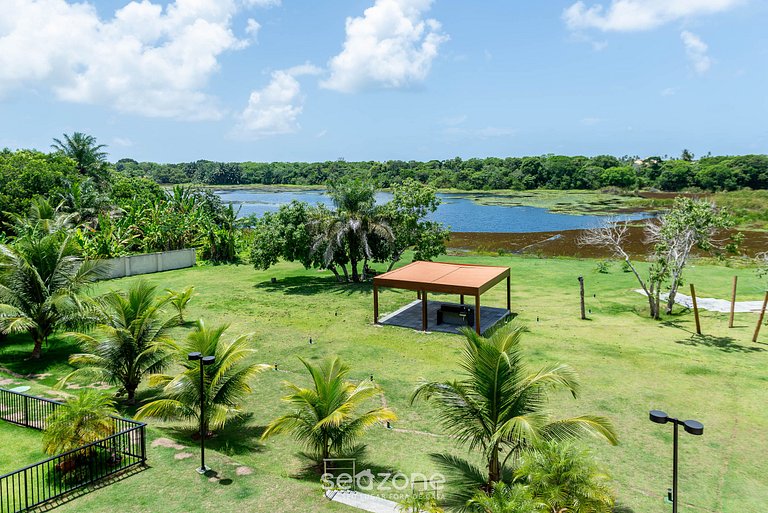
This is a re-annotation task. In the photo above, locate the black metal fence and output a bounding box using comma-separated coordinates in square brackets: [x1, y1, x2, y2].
[0, 388, 146, 513]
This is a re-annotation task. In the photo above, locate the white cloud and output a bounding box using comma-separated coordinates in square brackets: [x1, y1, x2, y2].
[0, 0, 255, 120]
[661, 87, 679, 96]
[236, 64, 322, 138]
[321, 0, 448, 93]
[563, 0, 743, 32]
[243, 0, 281, 7]
[681, 30, 711, 73]
[111, 137, 134, 147]
[245, 18, 261, 38]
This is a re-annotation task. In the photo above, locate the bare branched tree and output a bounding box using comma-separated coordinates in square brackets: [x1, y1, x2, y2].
[578, 220, 664, 319]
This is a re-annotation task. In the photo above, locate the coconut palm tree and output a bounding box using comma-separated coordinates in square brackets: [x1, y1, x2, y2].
[411, 325, 617, 509]
[136, 320, 268, 435]
[515, 441, 614, 513]
[43, 390, 116, 455]
[60, 281, 178, 402]
[6, 196, 78, 239]
[313, 178, 393, 282]
[262, 356, 396, 464]
[165, 286, 195, 323]
[51, 132, 109, 186]
[0, 231, 106, 359]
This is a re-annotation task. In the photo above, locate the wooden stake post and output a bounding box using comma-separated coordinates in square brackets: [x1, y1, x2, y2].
[729, 276, 738, 328]
[578, 276, 586, 320]
[690, 283, 702, 335]
[753, 291, 768, 343]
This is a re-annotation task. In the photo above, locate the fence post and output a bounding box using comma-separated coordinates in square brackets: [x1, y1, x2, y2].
[23, 395, 29, 426]
[24, 469, 29, 511]
[690, 283, 702, 335]
[140, 425, 147, 464]
[578, 276, 586, 320]
[729, 276, 738, 328]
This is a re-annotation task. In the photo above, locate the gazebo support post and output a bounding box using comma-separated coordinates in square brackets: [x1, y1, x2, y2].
[460, 294, 464, 305]
[373, 285, 379, 324]
[422, 290, 428, 332]
[506, 275, 511, 312]
[475, 294, 481, 335]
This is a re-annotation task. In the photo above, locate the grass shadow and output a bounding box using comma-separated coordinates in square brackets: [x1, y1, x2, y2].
[31, 464, 148, 512]
[675, 334, 765, 353]
[254, 275, 372, 297]
[157, 414, 266, 457]
[0, 335, 78, 377]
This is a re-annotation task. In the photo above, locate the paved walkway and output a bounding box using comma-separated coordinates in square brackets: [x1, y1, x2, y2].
[324, 490, 400, 513]
[635, 290, 766, 313]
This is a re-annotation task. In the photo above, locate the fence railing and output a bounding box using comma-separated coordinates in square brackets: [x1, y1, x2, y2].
[0, 389, 146, 513]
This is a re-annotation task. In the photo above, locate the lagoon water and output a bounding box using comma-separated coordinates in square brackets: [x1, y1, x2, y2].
[215, 189, 652, 233]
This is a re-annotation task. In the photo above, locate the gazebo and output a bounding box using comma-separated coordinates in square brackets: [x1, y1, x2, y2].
[373, 261, 511, 335]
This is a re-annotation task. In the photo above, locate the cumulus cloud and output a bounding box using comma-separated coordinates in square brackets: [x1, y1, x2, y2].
[243, 0, 281, 7]
[563, 0, 743, 32]
[236, 64, 322, 138]
[680, 30, 711, 73]
[321, 0, 448, 93]
[0, 0, 253, 120]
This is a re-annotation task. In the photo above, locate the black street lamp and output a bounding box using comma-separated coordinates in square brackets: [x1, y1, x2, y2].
[649, 410, 704, 513]
[189, 352, 216, 474]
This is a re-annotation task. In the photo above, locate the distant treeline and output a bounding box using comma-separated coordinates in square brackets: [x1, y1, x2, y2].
[115, 153, 768, 192]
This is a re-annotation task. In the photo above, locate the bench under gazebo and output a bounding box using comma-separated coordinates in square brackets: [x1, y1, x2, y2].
[373, 261, 511, 335]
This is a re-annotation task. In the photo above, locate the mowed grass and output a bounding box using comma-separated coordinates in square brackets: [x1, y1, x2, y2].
[0, 422, 46, 475]
[1, 254, 767, 513]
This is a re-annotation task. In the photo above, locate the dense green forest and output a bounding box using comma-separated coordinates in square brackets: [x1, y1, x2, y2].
[114, 152, 768, 192]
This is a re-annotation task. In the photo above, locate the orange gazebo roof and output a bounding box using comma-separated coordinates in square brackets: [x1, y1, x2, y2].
[373, 261, 509, 295]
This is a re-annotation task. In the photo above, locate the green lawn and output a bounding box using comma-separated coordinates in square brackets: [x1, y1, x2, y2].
[1, 254, 767, 513]
[0, 421, 46, 475]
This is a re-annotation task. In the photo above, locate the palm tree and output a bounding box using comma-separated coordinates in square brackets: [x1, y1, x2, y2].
[6, 197, 78, 239]
[136, 321, 268, 435]
[262, 356, 396, 464]
[411, 325, 617, 509]
[0, 232, 106, 359]
[43, 390, 116, 455]
[313, 178, 393, 282]
[60, 281, 178, 402]
[515, 441, 614, 513]
[51, 132, 109, 185]
[468, 482, 542, 513]
[165, 286, 195, 323]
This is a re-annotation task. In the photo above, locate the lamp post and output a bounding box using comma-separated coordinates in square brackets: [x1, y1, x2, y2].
[189, 352, 216, 474]
[649, 410, 704, 513]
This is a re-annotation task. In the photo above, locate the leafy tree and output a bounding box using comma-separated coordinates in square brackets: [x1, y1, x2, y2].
[515, 441, 614, 513]
[262, 356, 396, 464]
[51, 132, 109, 186]
[648, 198, 733, 313]
[0, 149, 78, 231]
[43, 390, 116, 455]
[599, 166, 637, 188]
[0, 231, 105, 358]
[681, 148, 695, 162]
[60, 281, 178, 402]
[136, 321, 268, 435]
[411, 325, 617, 509]
[381, 178, 449, 271]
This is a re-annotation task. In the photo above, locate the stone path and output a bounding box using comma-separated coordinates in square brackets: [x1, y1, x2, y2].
[324, 490, 400, 513]
[635, 290, 766, 313]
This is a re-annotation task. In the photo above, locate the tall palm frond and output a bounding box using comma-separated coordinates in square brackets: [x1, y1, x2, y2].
[58, 281, 178, 402]
[411, 324, 617, 504]
[135, 320, 268, 433]
[262, 356, 396, 464]
[43, 390, 116, 456]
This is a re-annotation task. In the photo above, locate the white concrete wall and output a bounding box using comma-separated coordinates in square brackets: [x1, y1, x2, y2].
[103, 248, 196, 279]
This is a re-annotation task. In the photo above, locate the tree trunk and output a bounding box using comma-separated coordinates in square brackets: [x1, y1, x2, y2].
[350, 255, 360, 282]
[328, 266, 343, 283]
[30, 334, 44, 359]
[487, 444, 501, 488]
[339, 263, 350, 282]
[126, 385, 137, 404]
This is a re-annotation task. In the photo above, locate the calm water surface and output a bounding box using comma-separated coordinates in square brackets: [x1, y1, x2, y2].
[215, 189, 652, 233]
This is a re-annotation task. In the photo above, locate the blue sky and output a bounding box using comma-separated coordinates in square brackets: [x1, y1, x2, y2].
[0, 0, 766, 163]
